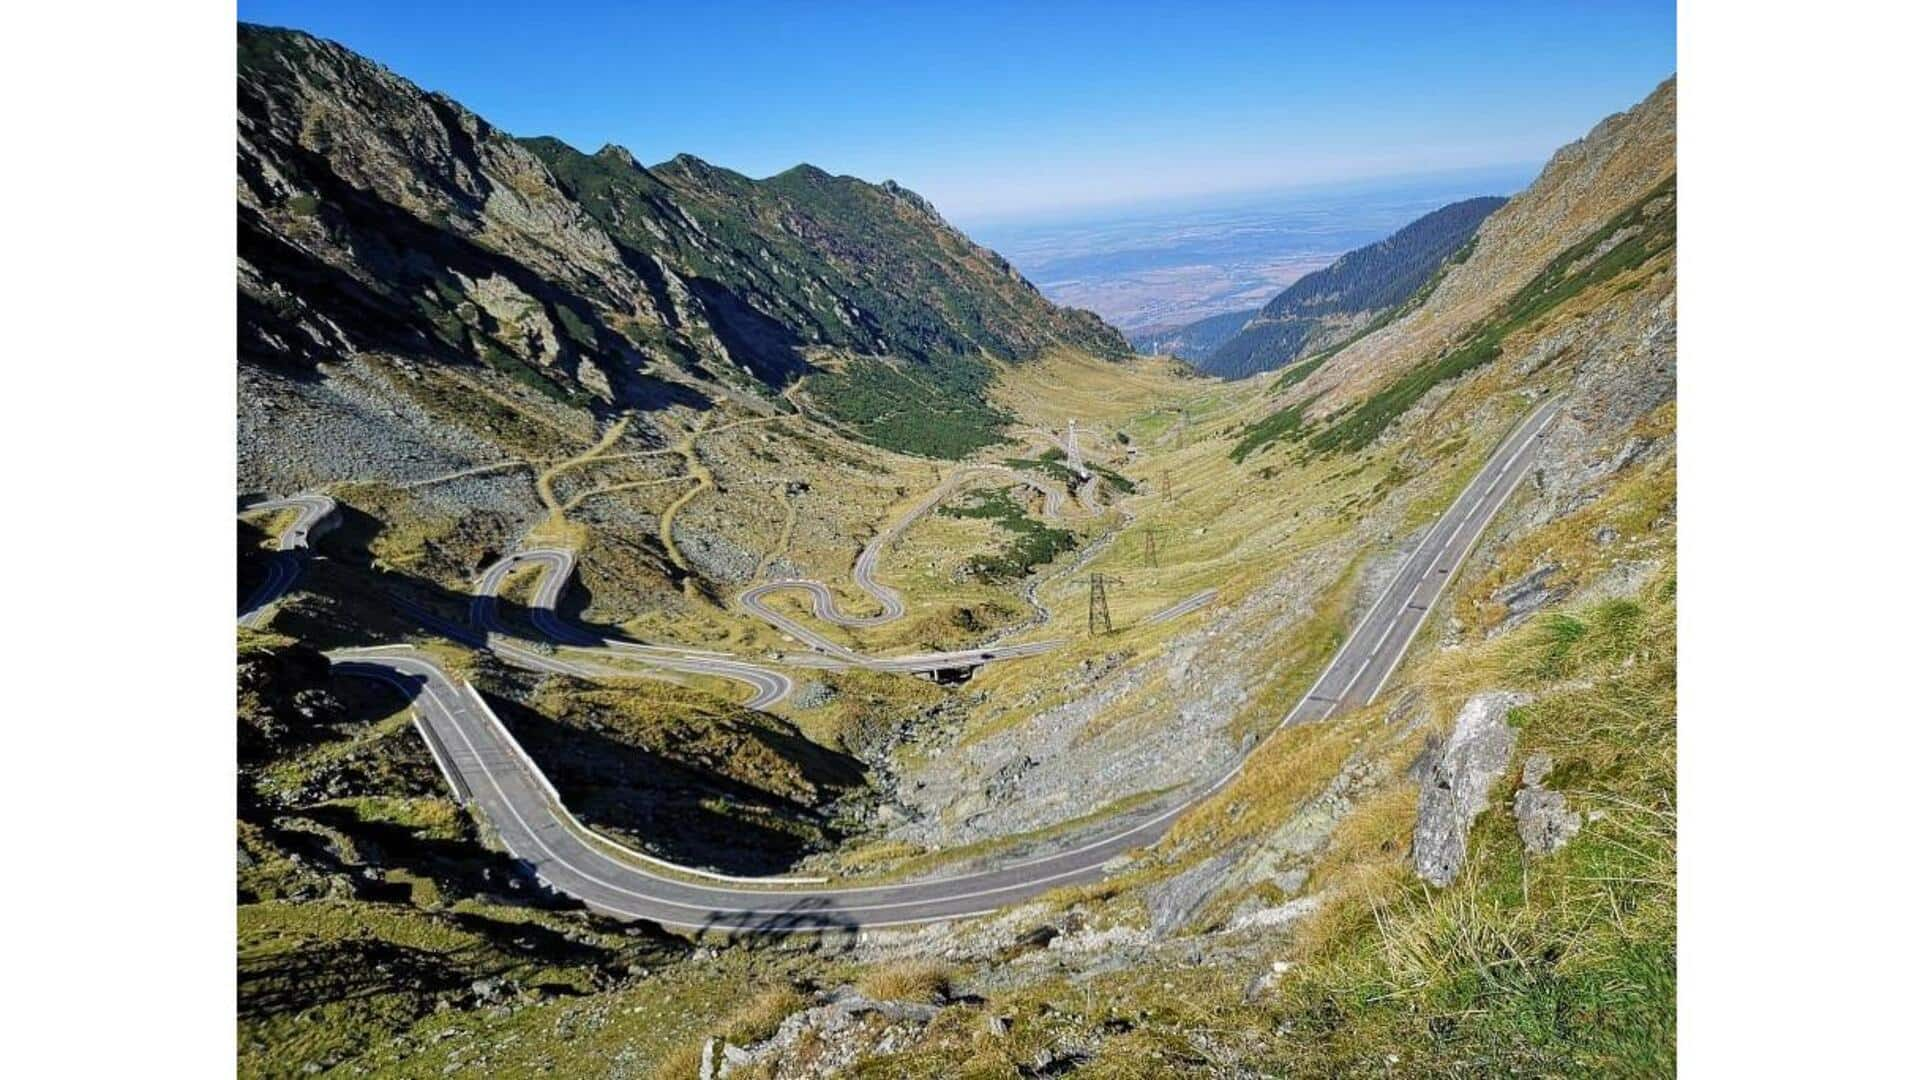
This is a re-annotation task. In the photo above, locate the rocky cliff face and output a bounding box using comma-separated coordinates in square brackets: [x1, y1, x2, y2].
[237, 24, 1124, 457]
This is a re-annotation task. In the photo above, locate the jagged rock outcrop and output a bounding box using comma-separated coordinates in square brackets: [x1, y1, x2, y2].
[1412, 692, 1527, 886]
[708, 990, 945, 1079]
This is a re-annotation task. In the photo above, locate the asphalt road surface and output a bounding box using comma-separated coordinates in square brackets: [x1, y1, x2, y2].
[326, 400, 1556, 931]
[1280, 399, 1560, 727]
[334, 647, 1183, 930]
[472, 548, 795, 709]
[1141, 588, 1219, 626]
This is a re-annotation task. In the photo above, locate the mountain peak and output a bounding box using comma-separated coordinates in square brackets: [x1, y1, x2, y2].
[594, 143, 641, 169]
[775, 163, 833, 182]
[238, 27, 1127, 458]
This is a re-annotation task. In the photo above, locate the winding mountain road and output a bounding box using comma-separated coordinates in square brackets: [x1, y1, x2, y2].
[325, 399, 1559, 931]
[472, 548, 795, 709]
[745, 465, 1010, 629]
[735, 462, 1078, 672]
[735, 581, 1065, 673]
[237, 494, 337, 626]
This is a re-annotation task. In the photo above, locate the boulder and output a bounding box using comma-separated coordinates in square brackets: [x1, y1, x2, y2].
[1514, 787, 1583, 855]
[1412, 692, 1527, 885]
[1513, 751, 1583, 856]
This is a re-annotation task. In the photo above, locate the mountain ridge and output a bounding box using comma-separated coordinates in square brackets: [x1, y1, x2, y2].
[237, 23, 1125, 459]
[1195, 195, 1507, 378]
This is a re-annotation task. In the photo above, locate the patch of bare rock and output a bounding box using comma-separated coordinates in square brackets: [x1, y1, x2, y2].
[1411, 691, 1528, 886]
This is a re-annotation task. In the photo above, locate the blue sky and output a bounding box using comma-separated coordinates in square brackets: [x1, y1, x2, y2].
[237, 1, 1675, 225]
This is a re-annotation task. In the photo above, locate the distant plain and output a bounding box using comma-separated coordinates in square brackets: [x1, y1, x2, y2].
[968, 164, 1537, 335]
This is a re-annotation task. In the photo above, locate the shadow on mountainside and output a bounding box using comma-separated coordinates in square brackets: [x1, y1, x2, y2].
[237, 140, 712, 417]
[682, 275, 814, 388]
[484, 690, 852, 877]
[697, 894, 862, 944]
[242, 497, 866, 878]
[236, 517, 276, 610]
[260, 502, 653, 653]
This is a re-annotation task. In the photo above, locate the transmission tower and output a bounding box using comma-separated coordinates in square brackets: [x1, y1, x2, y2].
[1159, 469, 1172, 503]
[1143, 527, 1160, 569]
[1076, 573, 1122, 635]
[1065, 419, 1089, 479]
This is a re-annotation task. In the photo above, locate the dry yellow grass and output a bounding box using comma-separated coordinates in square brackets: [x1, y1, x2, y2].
[717, 984, 808, 1045]
[649, 1041, 705, 1080]
[855, 960, 954, 1004]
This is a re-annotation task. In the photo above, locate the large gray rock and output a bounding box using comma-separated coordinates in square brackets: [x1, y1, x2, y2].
[1412, 692, 1527, 886]
[1145, 853, 1239, 937]
[1514, 788, 1583, 855]
[1513, 752, 1583, 856]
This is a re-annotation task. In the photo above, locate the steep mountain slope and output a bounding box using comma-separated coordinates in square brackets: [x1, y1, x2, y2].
[1198, 195, 1507, 378]
[1285, 78, 1676, 418]
[237, 24, 1123, 461]
[1127, 306, 1258, 361]
[735, 77, 1673, 1076]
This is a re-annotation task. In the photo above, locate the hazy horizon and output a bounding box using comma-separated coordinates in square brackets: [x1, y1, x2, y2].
[973, 162, 1539, 332]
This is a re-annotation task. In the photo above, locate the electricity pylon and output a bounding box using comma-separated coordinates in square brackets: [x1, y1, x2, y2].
[1065, 420, 1089, 479]
[1076, 573, 1122, 635]
[1143, 527, 1160, 569]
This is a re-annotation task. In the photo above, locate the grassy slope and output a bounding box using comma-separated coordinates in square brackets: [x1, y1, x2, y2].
[840, 458, 1676, 1077]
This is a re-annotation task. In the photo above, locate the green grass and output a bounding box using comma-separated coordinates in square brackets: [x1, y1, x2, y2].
[1262, 579, 1677, 1076]
[806, 353, 1012, 458]
[553, 302, 599, 349]
[1083, 458, 1138, 494]
[1002, 452, 1080, 486]
[1229, 396, 1317, 462]
[938, 485, 1078, 583]
[861, 577, 1677, 1079]
[476, 338, 581, 406]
